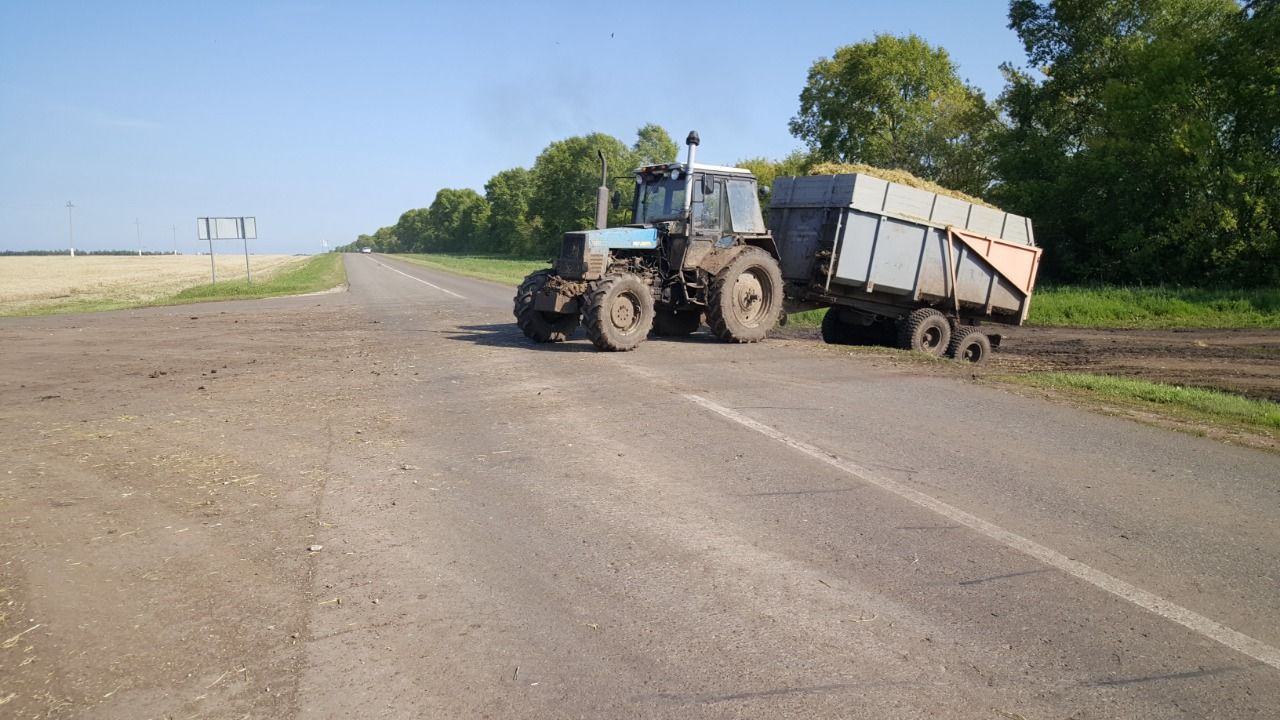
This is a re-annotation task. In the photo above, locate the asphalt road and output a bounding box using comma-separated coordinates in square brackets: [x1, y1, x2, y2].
[2, 252, 1277, 719]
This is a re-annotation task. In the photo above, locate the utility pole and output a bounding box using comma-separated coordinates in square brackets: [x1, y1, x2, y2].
[66, 201, 75, 257]
[172, 224, 177, 255]
[135, 217, 142, 256]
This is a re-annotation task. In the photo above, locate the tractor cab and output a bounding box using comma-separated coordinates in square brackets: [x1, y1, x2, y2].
[632, 162, 767, 240]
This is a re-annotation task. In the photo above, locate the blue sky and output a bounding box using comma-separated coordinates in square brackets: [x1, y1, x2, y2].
[0, 1, 1029, 254]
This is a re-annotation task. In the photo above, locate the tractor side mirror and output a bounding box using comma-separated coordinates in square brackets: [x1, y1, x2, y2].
[611, 191, 622, 209]
[760, 185, 771, 196]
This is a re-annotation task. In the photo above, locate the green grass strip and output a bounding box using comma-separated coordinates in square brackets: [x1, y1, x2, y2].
[1028, 286, 1280, 329]
[396, 253, 548, 287]
[172, 253, 346, 302]
[1007, 372, 1280, 431]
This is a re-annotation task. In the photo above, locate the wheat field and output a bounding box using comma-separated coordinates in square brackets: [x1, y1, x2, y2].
[0, 255, 305, 315]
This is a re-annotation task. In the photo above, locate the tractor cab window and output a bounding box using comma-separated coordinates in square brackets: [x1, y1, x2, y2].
[634, 174, 686, 224]
[691, 176, 722, 232]
[726, 179, 765, 233]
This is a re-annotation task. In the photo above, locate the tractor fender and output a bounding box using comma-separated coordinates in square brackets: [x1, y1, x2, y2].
[691, 238, 779, 276]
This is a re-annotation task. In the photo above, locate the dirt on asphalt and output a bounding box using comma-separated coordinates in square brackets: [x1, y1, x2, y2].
[2, 264, 1278, 718]
[0, 299, 379, 718]
[785, 323, 1280, 402]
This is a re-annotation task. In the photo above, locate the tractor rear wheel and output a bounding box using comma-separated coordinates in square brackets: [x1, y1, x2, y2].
[651, 307, 701, 337]
[513, 270, 579, 343]
[583, 274, 655, 351]
[896, 308, 951, 355]
[707, 249, 784, 343]
[820, 308, 862, 345]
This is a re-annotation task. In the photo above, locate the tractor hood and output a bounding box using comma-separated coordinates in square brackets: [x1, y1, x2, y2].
[580, 226, 659, 250]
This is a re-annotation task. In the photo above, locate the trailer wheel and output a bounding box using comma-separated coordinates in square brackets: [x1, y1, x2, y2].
[651, 307, 701, 337]
[514, 270, 579, 343]
[897, 308, 951, 355]
[707, 249, 784, 343]
[583, 274, 654, 351]
[948, 327, 991, 364]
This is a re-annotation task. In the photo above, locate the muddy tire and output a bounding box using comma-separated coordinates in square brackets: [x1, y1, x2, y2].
[707, 249, 784, 343]
[651, 307, 701, 337]
[948, 327, 992, 364]
[896, 308, 951, 355]
[513, 270, 579, 343]
[583, 274, 654, 351]
[820, 308, 860, 345]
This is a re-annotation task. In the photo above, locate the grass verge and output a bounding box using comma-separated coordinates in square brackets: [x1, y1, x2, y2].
[1002, 372, 1280, 433]
[1028, 286, 1280, 329]
[791, 286, 1280, 330]
[171, 253, 346, 302]
[396, 253, 547, 286]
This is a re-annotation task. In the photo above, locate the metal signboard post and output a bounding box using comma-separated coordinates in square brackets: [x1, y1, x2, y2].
[197, 217, 258, 285]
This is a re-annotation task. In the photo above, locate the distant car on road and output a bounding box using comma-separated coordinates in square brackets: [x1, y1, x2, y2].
[360, 247, 372, 253]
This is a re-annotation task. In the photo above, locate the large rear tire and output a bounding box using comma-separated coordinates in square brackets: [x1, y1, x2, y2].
[896, 308, 951, 355]
[651, 307, 701, 337]
[583, 274, 655, 352]
[707, 249, 784, 343]
[513, 270, 579, 343]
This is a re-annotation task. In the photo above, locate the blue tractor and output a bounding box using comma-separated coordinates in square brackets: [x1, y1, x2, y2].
[514, 131, 785, 351]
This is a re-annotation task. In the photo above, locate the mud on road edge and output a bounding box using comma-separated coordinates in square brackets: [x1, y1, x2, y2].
[774, 327, 1280, 454]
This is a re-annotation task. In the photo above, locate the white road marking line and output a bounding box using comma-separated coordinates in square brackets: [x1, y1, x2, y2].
[370, 258, 466, 299]
[684, 392, 1280, 672]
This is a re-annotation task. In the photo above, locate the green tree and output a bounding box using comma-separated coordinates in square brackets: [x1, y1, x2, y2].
[422, 188, 489, 252]
[484, 167, 536, 255]
[789, 34, 999, 196]
[995, 0, 1276, 285]
[527, 132, 635, 254]
[632, 123, 678, 165]
[393, 208, 430, 252]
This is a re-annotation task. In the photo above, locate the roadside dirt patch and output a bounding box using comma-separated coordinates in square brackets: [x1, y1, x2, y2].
[997, 326, 1280, 402]
[783, 324, 1280, 402]
[0, 299, 381, 718]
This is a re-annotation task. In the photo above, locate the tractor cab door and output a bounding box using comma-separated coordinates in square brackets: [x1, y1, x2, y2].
[681, 174, 728, 271]
[690, 174, 725, 240]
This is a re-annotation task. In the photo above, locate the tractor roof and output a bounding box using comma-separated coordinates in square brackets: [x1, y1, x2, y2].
[635, 162, 754, 177]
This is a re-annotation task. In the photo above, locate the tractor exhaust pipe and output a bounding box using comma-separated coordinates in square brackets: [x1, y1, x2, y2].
[595, 150, 609, 230]
[682, 130, 699, 216]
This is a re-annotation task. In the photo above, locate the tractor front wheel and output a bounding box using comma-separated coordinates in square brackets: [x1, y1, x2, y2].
[583, 274, 655, 351]
[514, 270, 579, 343]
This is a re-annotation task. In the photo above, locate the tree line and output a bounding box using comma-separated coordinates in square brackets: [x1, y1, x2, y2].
[342, 0, 1278, 287]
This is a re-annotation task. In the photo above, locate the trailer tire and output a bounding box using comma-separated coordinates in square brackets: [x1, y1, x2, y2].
[707, 249, 784, 343]
[897, 308, 951, 355]
[583, 274, 654, 351]
[948, 327, 991, 364]
[651, 307, 701, 337]
[514, 270, 579, 343]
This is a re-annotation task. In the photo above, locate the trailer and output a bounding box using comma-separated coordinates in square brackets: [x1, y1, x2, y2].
[769, 173, 1043, 362]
